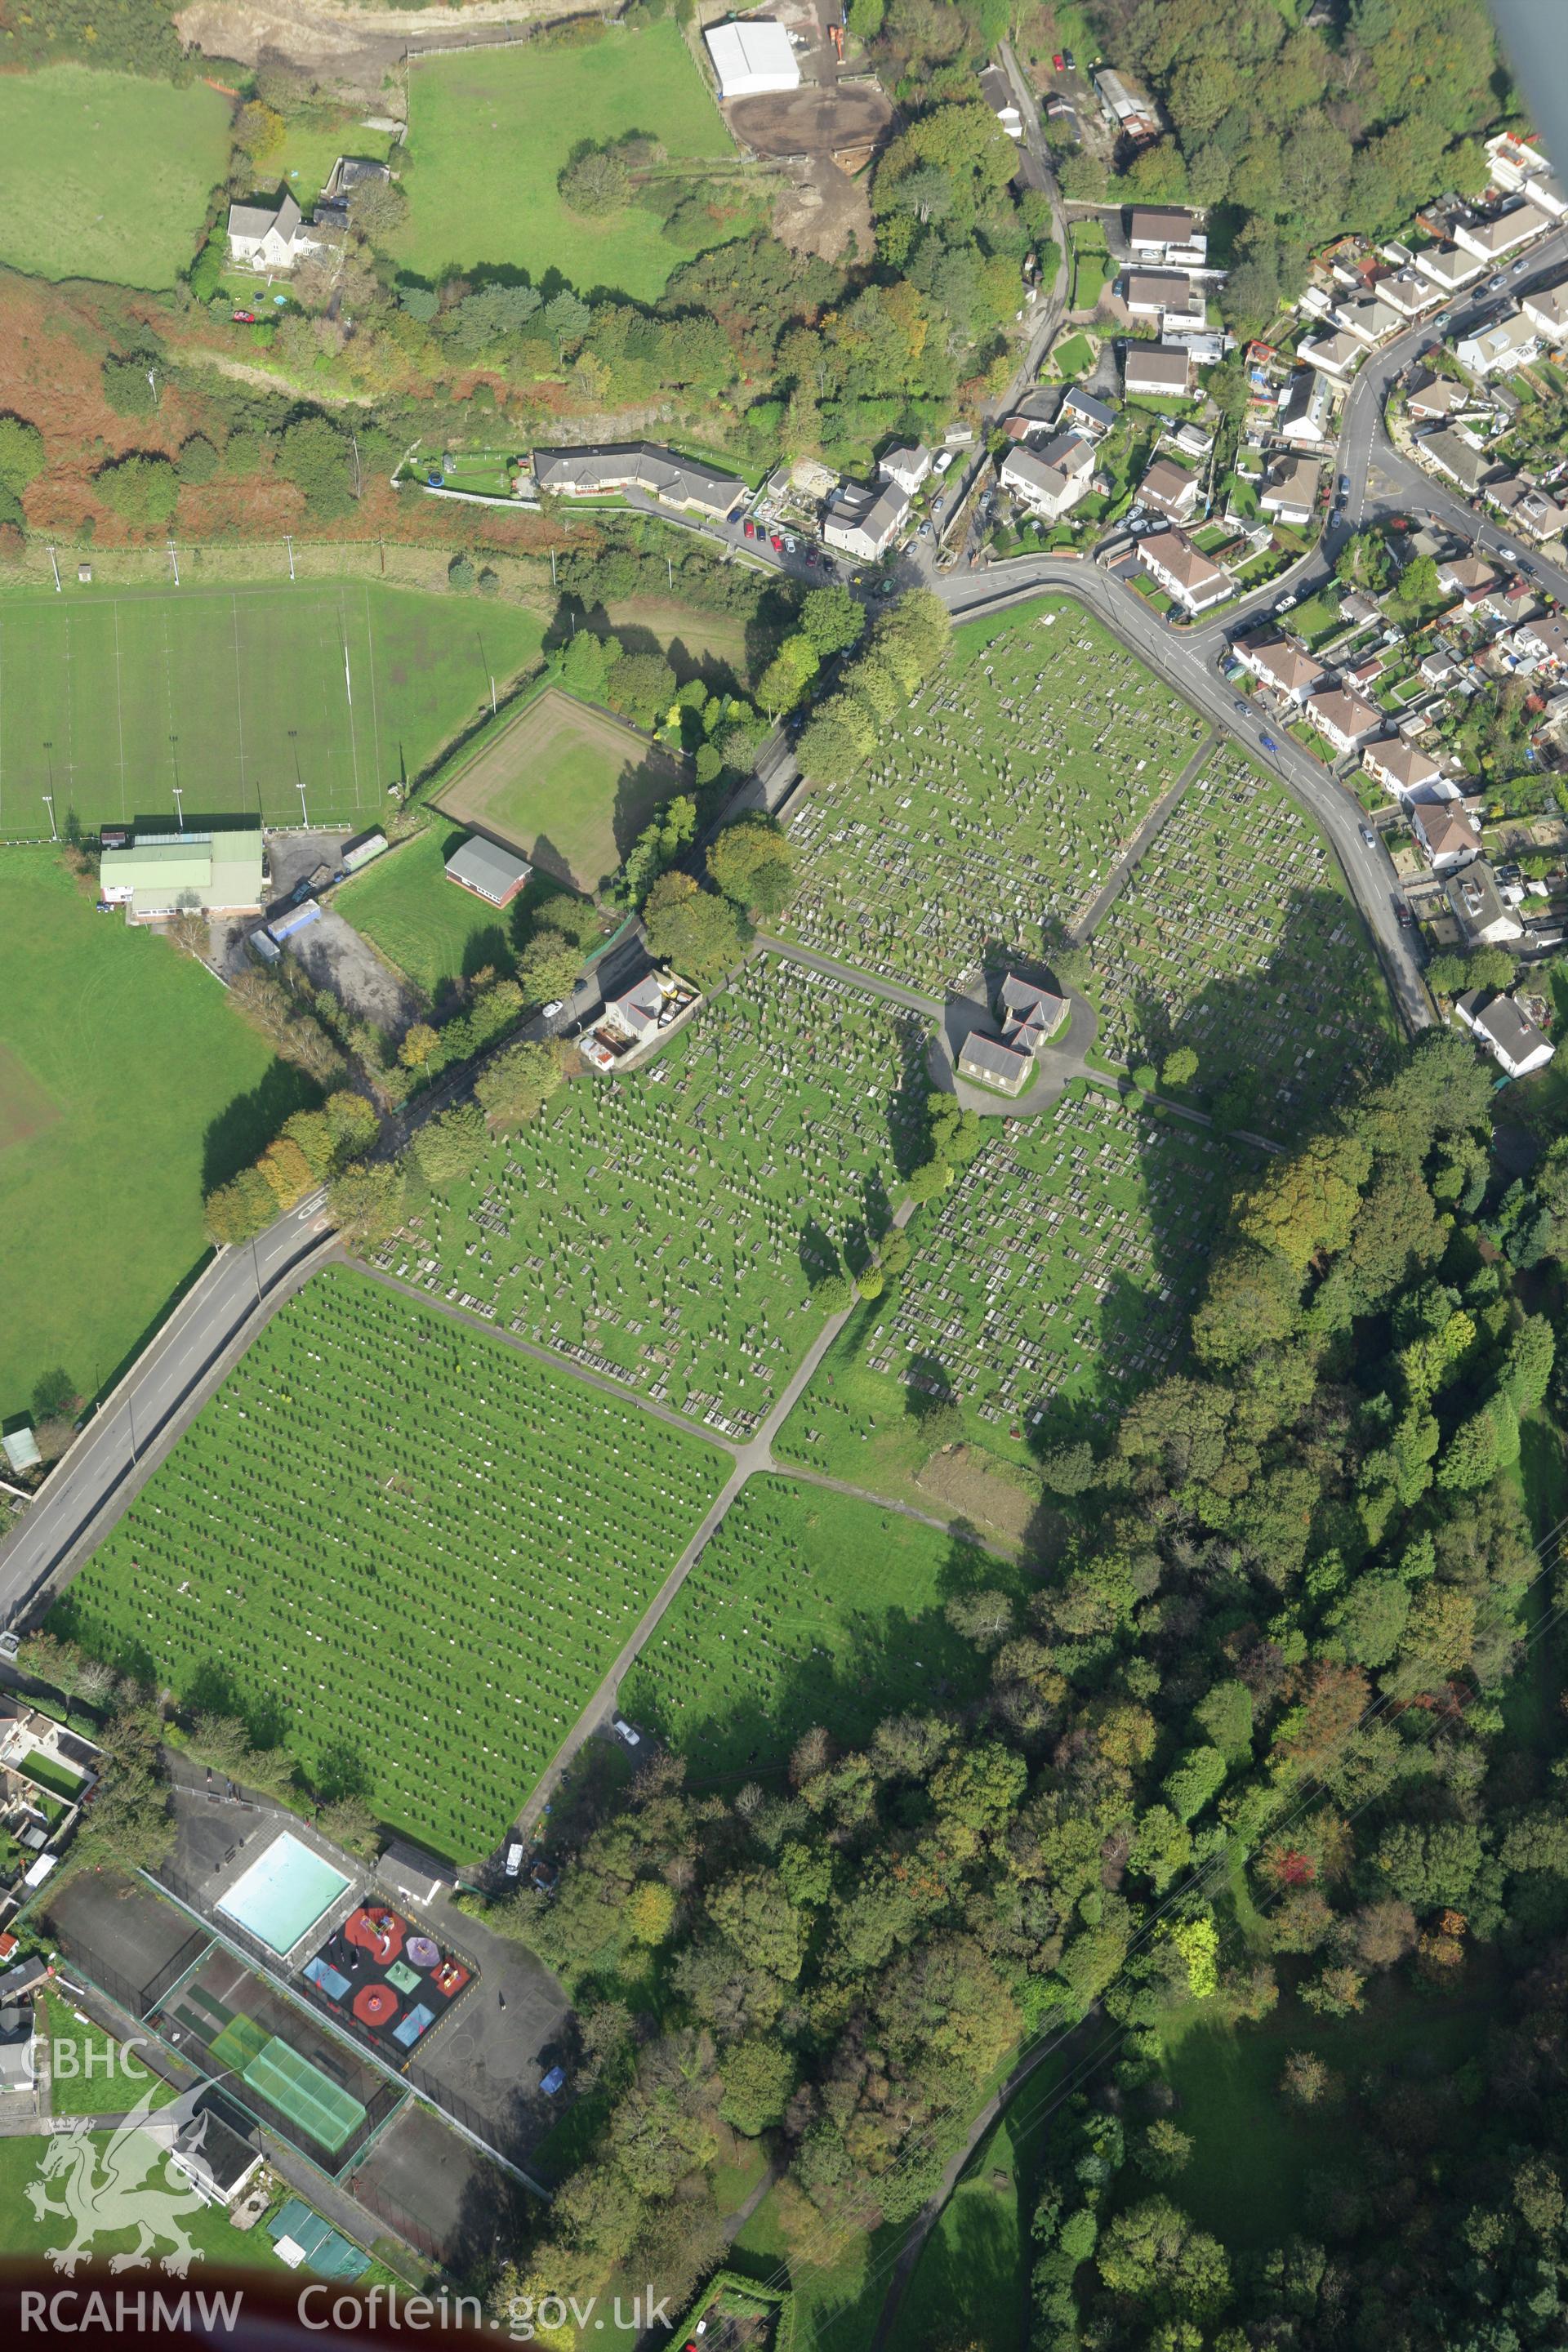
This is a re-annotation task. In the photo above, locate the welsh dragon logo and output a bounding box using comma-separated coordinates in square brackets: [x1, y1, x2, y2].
[25, 2077, 218, 2275]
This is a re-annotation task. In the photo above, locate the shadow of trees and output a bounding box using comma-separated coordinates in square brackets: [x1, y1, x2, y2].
[201, 1057, 320, 1192]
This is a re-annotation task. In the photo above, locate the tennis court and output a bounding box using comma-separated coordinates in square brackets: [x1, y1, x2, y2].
[217, 1831, 351, 1957]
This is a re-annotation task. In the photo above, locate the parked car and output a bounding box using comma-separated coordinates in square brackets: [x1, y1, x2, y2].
[783, 534, 797, 552]
[1062, 49, 1076, 69]
[231, 310, 257, 324]
[505, 1842, 524, 1878]
[1259, 732, 1279, 752]
[769, 532, 784, 550]
[806, 548, 818, 564]
[1513, 257, 1530, 274]
[743, 518, 756, 537]
[1052, 49, 1063, 69]
[1339, 474, 1350, 495]
[541, 1000, 564, 1018]
[1396, 898, 1414, 927]
[1361, 825, 1377, 847]
[1489, 274, 1508, 292]
[540, 2066, 567, 2098]
[934, 449, 956, 474]
[612, 1715, 641, 1748]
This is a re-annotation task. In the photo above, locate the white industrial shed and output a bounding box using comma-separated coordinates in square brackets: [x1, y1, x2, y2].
[705, 19, 801, 99]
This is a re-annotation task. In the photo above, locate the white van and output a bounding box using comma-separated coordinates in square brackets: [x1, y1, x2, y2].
[505, 1842, 524, 1878]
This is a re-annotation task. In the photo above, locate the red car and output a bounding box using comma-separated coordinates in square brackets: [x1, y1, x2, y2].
[770, 532, 784, 550]
[1052, 51, 1063, 70]
[231, 310, 257, 323]
[743, 518, 755, 537]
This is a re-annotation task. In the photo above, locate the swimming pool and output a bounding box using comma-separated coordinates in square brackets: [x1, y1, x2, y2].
[217, 1832, 351, 1956]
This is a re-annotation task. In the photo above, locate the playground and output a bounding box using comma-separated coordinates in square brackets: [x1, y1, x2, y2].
[301, 1900, 478, 2066]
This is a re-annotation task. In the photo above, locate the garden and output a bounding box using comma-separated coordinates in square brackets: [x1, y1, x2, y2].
[780, 595, 1209, 994]
[776, 1087, 1243, 1503]
[1087, 748, 1399, 1131]
[52, 1266, 729, 1860]
[374, 953, 931, 1433]
[434, 684, 685, 895]
[0, 849, 310, 1430]
[390, 25, 734, 301]
[0, 65, 230, 290]
[0, 581, 545, 841]
[618, 1476, 1020, 1776]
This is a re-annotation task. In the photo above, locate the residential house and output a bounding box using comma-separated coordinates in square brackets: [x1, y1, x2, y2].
[1377, 266, 1442, 318]
[1259, 453, 1321, 524]
[821, 477, 911, 560]
[1234, 630, 1326, 704]
[705, 19, 801, 96]
[1486, 130, 1548, 194]
[1508, 612, 1568, 670]
[1126, 207, 1206, 266]
[1437, 552, 1498, 601]
[1278, 368, 1334, 444]
[978, 64, 1022, 139]
[1334, 295, 1402, 346]
[1297, 328, 1362, 379]
[1060, 386, 1118, 439]
[444, 834, 531, 908]
[1412, 803, 1483, 871]
[1456, 309, 1539, 376]
[1138, 527, 1232, 612]
[1124, 270, 1204, 327]
[100, 830, 265, 924]
[1488, 474, 1568, 541]
[1530, 172, 1568, 220]
[1454, 203, 1548, 262]
[581, 967, 698, 1072]
[1001, 433, 1094, 519]
[1138, 454, 1200, 522]
[169, 2100, 265, 2209]
[1123, 343, 1192, 399]
[314, 154, 390, 234]
[1419, 426, 1495, 495]
[1305, 686, 1384, 757]
[1414, 243, 1486, 294]
[1421, 640, 1468, 686]
[1405, 368, 1467, 421]
[1445, 859, 1526, 943]
[1169, 418, 1214, 461]
[1522, 279, 1568, 339]
[532, 443, 748, 521]
[1362, 737, 1448, 800]
[957, 973, 1067, 1095]
[879, 442, 933, 495]
[1456, 988, 1556, 1076]
[226, 189, 322, 273]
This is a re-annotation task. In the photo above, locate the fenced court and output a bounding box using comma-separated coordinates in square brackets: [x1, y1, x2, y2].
[0, 581, 545, 840]
[434, 684, 685, 892]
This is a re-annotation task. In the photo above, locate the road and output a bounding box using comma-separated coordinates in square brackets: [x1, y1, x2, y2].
[0, 1194, 335, 1625]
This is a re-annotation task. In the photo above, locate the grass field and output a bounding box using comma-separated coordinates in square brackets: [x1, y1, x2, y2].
[336, 820, 527, 999]
[376, 952, 932, 1432]
[0, 65, 230, 291]
[270, 123, 394, 212]
[0, 2135, 274, 2270]
[394, 26, 733, 297]
[620, 1476, 1018, 1779]
[776, 1089, 1242, 1499]
[0, 851, 309, 1426]
[434, 684, 684, 893]
[1089, 746, 1399, 1129]
[34, 1989, 176, 2118]
[0, 583, 545, 842]
[54, 1266, 728, 1860]
[781, 595, 1208, 993]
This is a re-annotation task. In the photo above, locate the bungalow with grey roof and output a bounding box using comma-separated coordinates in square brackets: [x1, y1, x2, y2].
[1455, 988, 1555, 1076]
[532, 443, 748, 521]
[1123, 343, 1192, 399]
[1455, 203, 1548, 261]
[1414, 243, 1486, 293]
[1418, 427, 1494, 495]
[444, 834, 532, 907]
[1446, 860, 1525, 945]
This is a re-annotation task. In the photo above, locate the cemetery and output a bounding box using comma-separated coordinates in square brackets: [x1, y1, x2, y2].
[377, 953, 931, 1432]
[777, 1089, 1241, 1500]
[1088, 748, 1397, 1128]
[51, 1267, 728, 1861]
[618, 1476, 1020, 1774]
[780, 596, 1209, 994]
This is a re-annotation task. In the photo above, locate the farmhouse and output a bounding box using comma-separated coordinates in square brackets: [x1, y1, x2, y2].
[1259, 454, 1321, 524]
[704, 20, 801, 98]
[444, 834, 532, 908]
[822, 478, 911, 561]
[1123, 344, 1192, 399]
[1137, 527, 1232, 612]
[1454, 989, 1555, 1077]
[226, 189, 323, 273]
[1138, 455, 1199, 521]
[957, 973, 1066, 1094]
[1001, 433, 1094, 519]
[99, 830, 265, 924]
[532, 443, 748, 523]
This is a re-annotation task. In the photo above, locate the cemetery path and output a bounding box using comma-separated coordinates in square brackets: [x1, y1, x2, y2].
[755, 935, 946, 1022]
[783, 1463, 973, 1540]
[1070, 733, 1221, 943]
